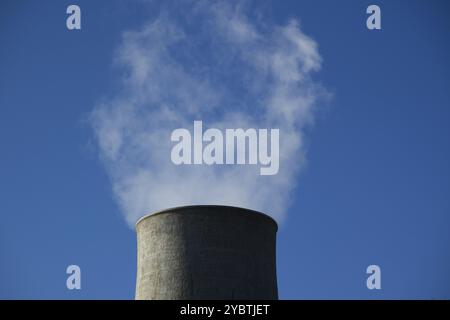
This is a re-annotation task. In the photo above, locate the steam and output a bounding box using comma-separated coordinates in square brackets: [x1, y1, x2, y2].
[90, 1, 327, 227]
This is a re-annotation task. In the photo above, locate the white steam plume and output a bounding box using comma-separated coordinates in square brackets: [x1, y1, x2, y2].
[90, 1, 327, 227]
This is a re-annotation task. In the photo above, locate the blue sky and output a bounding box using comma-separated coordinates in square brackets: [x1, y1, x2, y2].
[1, 0, 450, 299]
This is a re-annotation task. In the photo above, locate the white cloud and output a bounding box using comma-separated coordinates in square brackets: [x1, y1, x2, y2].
[90, 1, 327, 227]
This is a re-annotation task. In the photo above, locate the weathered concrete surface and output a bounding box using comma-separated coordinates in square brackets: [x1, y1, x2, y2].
[135, 205, 278, 300]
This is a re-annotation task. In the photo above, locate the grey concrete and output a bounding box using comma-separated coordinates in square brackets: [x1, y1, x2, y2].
[135, 205, 278, 300]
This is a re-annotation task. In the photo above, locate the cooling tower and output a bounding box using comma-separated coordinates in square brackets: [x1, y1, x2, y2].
[135, 205, 278, 300]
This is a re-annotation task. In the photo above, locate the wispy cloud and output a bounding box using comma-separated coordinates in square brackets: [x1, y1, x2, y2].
[90, 0, 328, 227]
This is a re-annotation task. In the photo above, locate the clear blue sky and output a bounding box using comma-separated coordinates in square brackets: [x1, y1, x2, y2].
[1, 0, 449, 299]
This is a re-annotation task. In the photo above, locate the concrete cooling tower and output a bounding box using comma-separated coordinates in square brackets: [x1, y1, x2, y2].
[135, 205, 278, 300]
